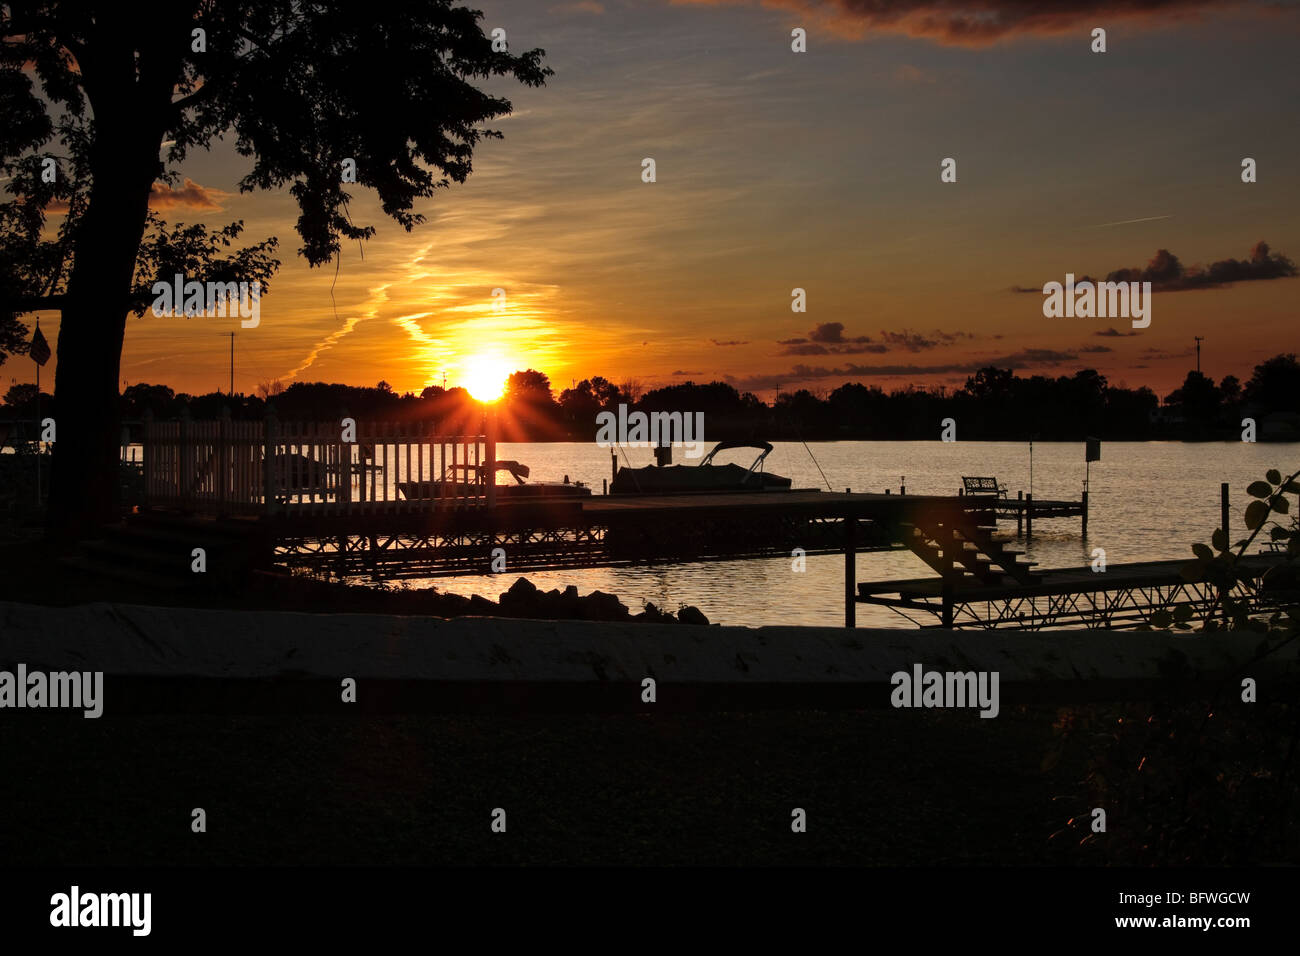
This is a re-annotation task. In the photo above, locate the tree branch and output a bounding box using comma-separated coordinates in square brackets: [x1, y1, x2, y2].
[170, 82, 214, 115]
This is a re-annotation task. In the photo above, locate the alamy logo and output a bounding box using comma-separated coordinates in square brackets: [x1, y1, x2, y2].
[1042, 273, 1151, 329]
[0, 664, 103, 718]
[890, 664, 1000, 718]
[595, 404, 706, 459]
[151, 273, 261, 328]
[50, 886, 151, 936]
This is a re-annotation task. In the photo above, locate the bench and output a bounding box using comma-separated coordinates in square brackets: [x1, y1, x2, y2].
[962, 476, 1007, 498]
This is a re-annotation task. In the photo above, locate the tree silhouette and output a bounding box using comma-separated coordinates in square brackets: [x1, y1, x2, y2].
[1244, 354, 1300, 414]
[1, 2, 549, 534]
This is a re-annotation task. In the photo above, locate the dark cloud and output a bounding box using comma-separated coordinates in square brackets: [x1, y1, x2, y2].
[672, 369, 704, 376]
[781, 322, 878, 355]
[1019, 242, 1297, 294]
[1079, 345, 1113, 353]
[676, 0, 1273, 47]
[877, 328, 973, 351]
[780, 342, 887, 356]
[780, 326, 974, 356]
[710, 339, 749, 346]
[1095, 327, 1140, 337]
[729, 349, 1083, 392]
[809, 322, 845, 343]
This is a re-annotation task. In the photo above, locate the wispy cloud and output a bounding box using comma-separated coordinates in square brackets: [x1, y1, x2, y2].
[550, 0, 605, 12]
[1087, 215, 1172, 229]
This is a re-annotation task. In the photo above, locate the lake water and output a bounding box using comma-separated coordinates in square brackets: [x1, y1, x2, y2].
[419, 440, 1300, 628]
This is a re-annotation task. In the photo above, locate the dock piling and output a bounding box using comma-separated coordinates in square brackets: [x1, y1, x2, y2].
[1081, 489, 1088, 538]
[940, 527, 956, 627]
[1025, 493, 1033, 540]
[844, 516, 858, 628]
[1221, 482, 1230, 543]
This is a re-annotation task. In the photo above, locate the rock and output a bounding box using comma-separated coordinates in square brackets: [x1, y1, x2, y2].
[677, 605, 709, 626]
[504, 577, 538, 600]
[636, 601, 675, 623]
[584, 589, 630, 621]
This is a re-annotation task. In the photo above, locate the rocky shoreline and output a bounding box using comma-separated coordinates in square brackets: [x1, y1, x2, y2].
[250, 571, 711, 625]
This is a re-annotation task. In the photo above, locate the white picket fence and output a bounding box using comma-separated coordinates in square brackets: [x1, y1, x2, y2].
[142, 416, 489, 515]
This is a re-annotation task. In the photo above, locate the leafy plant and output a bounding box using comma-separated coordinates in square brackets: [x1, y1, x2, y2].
[1047, 467, 1300, 864]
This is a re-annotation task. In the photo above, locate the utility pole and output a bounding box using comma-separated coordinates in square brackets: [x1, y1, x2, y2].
[1194, 336, 1204, 374]
[217, 332, 235, 395]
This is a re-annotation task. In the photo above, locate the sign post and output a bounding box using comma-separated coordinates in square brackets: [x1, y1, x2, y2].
[1083, 437, 1101, 538]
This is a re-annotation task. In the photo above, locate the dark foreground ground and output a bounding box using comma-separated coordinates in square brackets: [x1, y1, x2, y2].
[0, 705, 1203, 867]
[3, 535, 1296, 868]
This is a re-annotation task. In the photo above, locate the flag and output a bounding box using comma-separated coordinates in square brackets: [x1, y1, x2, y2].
[1086, 437, 1101, 462]
[29, 325, 50, 366]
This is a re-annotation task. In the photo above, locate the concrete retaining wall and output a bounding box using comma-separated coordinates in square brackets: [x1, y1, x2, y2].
[2, 601, 1294, 712]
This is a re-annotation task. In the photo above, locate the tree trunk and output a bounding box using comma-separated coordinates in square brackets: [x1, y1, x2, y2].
[47, 134, 159, 539]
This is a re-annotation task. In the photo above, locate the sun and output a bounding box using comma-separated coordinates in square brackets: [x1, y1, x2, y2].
[462, 355, 510, 402]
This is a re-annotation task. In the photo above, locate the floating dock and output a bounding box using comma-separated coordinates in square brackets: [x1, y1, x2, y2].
[859, 554, 1291, 630]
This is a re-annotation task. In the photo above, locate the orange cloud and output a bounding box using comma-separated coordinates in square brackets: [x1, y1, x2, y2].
[672, 0, 1277, 46]
[148, 177, 229, 211]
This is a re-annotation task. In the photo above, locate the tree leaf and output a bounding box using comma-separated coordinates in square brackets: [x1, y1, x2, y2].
[1191, 543, 1214, 561]
[1270, 495, 1290, 514]
[1211, 528, 1228, 551]
[1265, 469, 1282, 485]
[1247, 481, 1273, 498]
[1173, 604, 1194, 622]
[1150, 610, 1173, 629]
[1245, 500, 1269, 529]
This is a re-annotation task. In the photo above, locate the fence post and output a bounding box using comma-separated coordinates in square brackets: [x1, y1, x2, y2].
[141, 409, 154, 508]
[485, 405, 497, 509]
[337, 415, 351, 511]
[218, 407, 231, 513]
[179, 404, 192, 511]
[263, 408, 278, 516]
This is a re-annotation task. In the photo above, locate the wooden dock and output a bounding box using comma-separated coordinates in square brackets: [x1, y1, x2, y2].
[116, 418, 1092, 625]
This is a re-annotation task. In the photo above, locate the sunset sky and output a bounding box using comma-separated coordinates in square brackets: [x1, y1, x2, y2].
[21, 0, 1300, 400]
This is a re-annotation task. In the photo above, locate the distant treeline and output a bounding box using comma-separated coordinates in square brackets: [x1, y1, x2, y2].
[5, 354, 1299, 442]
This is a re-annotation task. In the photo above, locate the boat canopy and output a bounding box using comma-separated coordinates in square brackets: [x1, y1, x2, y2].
[700, 441, 773, 466]
[446, 461, 531, 483]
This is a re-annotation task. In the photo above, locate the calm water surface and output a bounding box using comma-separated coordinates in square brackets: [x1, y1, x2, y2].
[394, 440, 1300, 628]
